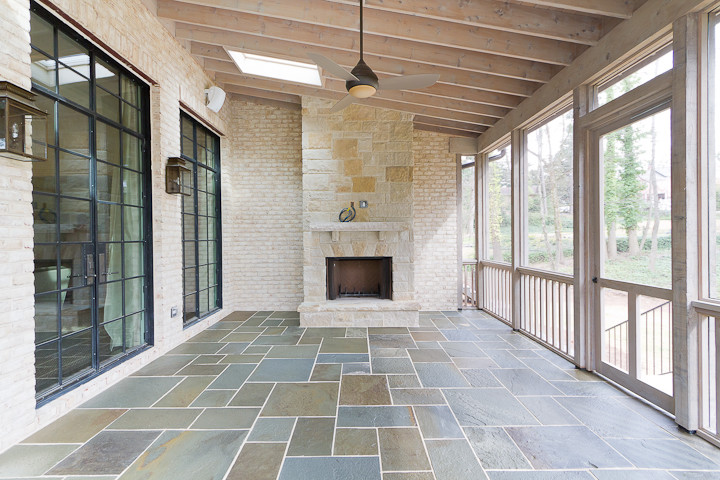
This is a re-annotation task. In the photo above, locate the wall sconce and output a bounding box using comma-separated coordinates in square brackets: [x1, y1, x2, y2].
[0, 81, 48, 162]
[166, 157, 191, 195]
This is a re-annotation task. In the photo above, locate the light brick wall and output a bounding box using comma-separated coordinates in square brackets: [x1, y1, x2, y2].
[222, 97, 304, 310]
[0, 0, 232, 451]
[413, 130, 459, 311]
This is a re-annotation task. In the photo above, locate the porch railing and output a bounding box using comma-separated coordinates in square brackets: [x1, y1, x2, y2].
[604, 300, 672, 376]
[480, 261, 512, 324]
[462, 261, 479, 308]
[519, 267, 574, 357]
[697, 303, 720, 443]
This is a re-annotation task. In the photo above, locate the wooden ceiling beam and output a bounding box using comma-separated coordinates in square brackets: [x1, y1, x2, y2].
[413, 123, 480, 138]
[164, 0, 603, 45]
[223, 86, 302, 105]
[511, 0, 636, 19]
[327, 0, 604, 45]
[174, 27, 541, 98]
[200, 57, 511, 118]
[212, 71, 498, 126]
[413, 116, 487, 134]
[175, 22, 560, 83]
[157, 0, 582, 65]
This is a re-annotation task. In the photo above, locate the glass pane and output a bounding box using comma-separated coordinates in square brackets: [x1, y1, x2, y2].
[33, 146, 57, 193]
[198, 215, 208, 241]
[58, 151, 90, 199]
[602, 288, 629, 372]
[58, 105, 89, 154]
[486, 145, 512, 263]
[184, 268, 197, 295]
[637, 295, 673, 394]
[598, 49, 673, 107]
[461, 165, 476, 260]
[121, 75, 140, 107]
[197, 166, 207, 192]
[97, 203, 121, 243]
[125, 312, 144, 349]
[525, 110, 574, 274]
[123, 169, 143, 206]
[59, 198, 90, 242]
[199, 265, 209, 290]
[183, 214, 196, 239]
[207, 170, 216, 194]
[182, 136, 194, 158]
[35, 292, 59, 344]
[31, 50, 57, 92]
[124, 242, 144, 278]
[35, 340, 59, 393]
[34, 245, 57, 294]
[33, 193, 57, 243]
[97, 161, 122, 203]
[61, 328, 92, 380]
[98, 281, 123, 324]
[208, 241, 217, 264]
[197, 146, 207, 166]
[207, 217, 216, 242]
[61, 244, 84, 289]
[123, 133, 142, 171]
[96, 121, 121, 165]
[209, 286, 218, 309]
[184, 241, 196, 268]
[96, 87, 120, 122]
[601, 109, 672, 288]
[123, 206, 143, 241]
[58, 65, 90, 108]
[61, 286, 92, 334]
[184, 294, 197, 323]
[199, 288, 209, 316]
[122, 103, 140, 132]
[99, 318, 122, 364]
[125, 277, 144, 315]
[34, 95, 56, 146]
[96, 59, 119, 95]
[30, 12, 54, 55]
[198, 240, 208, 265]
[58, 31, 88, 60]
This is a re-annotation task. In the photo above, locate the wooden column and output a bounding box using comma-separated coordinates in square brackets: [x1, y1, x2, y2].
[478, 153, 488, 309]
[456, 155, 464, 309]
[511, 130, 523, 330]
[573, 85, 593, 369]
[671, 14, 701, 431]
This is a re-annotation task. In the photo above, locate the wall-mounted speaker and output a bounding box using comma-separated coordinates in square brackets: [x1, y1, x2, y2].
[204, 86, 226, 113]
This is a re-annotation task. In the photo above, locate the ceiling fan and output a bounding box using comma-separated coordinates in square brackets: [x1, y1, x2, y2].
[307, 0, 440, 113]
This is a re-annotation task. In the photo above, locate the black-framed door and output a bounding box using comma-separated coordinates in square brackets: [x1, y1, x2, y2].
[30, 4, 153, 403]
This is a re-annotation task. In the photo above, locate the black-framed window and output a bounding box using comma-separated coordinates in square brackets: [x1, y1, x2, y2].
[29, 2, 152, 402]
[180, 113, 221, 325]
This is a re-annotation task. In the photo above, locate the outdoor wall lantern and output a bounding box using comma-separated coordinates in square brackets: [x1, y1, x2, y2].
[166, 157, 191, 195]
[0, 81, 48, 162]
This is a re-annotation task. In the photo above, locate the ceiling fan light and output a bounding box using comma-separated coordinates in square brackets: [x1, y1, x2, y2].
[348, 84, 376, 98]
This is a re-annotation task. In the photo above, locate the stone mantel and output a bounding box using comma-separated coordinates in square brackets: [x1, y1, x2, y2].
[307, 222, 408, 242]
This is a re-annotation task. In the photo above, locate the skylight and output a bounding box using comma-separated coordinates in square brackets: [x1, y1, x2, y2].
[228, 51, 322, 86]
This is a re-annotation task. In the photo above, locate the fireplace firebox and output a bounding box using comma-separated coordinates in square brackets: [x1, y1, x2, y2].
[326, 257, 392, 300]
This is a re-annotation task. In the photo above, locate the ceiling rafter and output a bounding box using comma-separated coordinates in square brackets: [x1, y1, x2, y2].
[512, 0, 638, 19]
[156, 0, 583, 65]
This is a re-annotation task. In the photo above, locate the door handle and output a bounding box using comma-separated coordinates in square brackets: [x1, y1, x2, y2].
[592, 277, 598, 284]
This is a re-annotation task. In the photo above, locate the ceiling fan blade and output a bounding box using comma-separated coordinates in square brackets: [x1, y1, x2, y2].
[329, 95, 357, 113]
[307, 53, 358, 82]
[378, 74, 440, 91]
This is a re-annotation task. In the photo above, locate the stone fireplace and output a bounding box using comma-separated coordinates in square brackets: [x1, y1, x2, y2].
[297, 98, 420, 327]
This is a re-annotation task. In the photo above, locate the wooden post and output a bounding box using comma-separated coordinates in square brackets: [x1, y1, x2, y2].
[672, 14, 701, 431]
[511, 130, 523, 330]
[457, 155, 464, 309]
[573, 85, 592, 369]
[478, 153, 487, 309]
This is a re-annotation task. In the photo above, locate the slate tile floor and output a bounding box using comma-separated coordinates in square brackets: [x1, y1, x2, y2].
[2, 310, 720, 479]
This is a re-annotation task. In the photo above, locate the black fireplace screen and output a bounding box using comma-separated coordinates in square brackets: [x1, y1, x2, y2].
[326, 257, 392, 300]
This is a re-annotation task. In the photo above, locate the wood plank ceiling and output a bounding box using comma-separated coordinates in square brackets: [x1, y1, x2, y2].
[149, 0, 646, 137]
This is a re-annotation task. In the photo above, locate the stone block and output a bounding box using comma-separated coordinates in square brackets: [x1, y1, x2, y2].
[344, 159, 363, 176]
[352, 177, 376, 193]
[386, 166, 413, 182]
[333, 138, 359, 159]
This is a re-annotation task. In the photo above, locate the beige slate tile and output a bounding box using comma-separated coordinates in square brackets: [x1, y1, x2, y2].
[22, 409, 126, 444]
[378, 428, 431, 472]
[340, 375, 391, 406]
[225, 443, 286, 480]
[334, 428, 378, 456]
